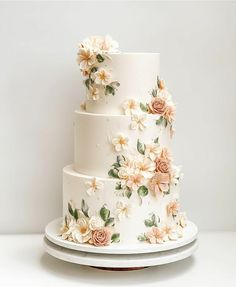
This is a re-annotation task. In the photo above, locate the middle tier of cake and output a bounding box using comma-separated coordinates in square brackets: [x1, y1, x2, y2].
[74, 111, 171, 177]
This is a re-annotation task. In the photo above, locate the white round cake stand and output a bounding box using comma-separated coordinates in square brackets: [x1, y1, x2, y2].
[45, 218, 198, 255]
[43, 236, 198, 270]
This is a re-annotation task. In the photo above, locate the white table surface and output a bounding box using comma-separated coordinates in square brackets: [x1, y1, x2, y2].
[0, 232, 235, 287]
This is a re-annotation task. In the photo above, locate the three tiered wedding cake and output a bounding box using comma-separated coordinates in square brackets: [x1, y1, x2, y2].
[59, 35, 187, 247]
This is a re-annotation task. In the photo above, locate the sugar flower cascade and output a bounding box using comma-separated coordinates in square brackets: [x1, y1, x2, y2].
[77, 35, 120, 101]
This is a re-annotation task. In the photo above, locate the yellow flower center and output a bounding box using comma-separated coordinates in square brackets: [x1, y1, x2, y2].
[133, 175, 141, 184]
[121, 207, 128, 213]
[139, 163, 148, 171]
[99, 71, 106, 81]
[129, 101, 135, 109]
[92, 181, 97, 189]
[164, 226, 171, 234]
[118, 137, 126, 145]
[81, 51, 92, 62]
[79, 226, 87, 234]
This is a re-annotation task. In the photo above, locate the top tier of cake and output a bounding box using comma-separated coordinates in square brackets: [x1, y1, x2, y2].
[77, 35, 161, 115]
[85, 53, 160, 114]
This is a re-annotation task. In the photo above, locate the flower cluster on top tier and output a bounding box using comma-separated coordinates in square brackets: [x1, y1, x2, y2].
[138, 211, 187, 244]
[122, 77, 176, 135]
[77, 35, 120, 101]
[108, 137, 183, 202]
[59, 199, 120, 246]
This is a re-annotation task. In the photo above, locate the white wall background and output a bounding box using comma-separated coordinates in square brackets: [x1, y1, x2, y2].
[0, 1, 235, 233]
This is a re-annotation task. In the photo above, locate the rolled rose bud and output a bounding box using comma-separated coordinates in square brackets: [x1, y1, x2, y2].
[91, 228, 111, 247]
[148, 97, 167, 114]
[158, 79, 165, 90]
[156, 158, 171, 173]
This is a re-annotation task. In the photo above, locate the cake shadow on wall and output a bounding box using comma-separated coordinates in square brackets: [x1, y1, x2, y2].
[44, 35, 198, 270]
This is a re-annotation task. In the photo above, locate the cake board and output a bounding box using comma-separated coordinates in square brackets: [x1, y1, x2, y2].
[43, 236, 198, 270]
[44, 218, 198, 270]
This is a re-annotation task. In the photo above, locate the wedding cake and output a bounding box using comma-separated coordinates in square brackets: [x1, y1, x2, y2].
[59, 35, 187, 247]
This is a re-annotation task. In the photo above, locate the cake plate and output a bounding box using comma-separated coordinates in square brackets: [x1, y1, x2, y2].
[44, 236, 198, 269]
[44, 218, 198, 270]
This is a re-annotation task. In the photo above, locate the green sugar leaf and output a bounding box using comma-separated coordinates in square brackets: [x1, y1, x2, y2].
[144, 219, 154, 227]
[68, 202, 74, 217]
[105, 85, 115, 96]
[115, 182, 122, 190]
[81, 199, 89, 218]
[137, 185, 148, 197]
[105, 217, 115, 227]
[96, 54, 104, 63]
[111, 233, 120, 243]
[156, 116, 163, 125]
[108, 169, 119, 179]
[140, 102, 148, 112]
[100, 206, 110, 221]
[137, 139, 145, 155]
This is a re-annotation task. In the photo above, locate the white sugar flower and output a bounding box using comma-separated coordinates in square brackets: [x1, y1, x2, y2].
[85, 178, 104, 196]
[145, 143, 161, 161]
[118, 167, 133, 181]
[122, 99, 139, 115]
[89, 215, 104, 231]
[130, 114, 147, 131]
[111, 134, 129, 152]
[80, 36, 102, 53]
[176, 224, 184, 238]
[87, 85, 100, 101]
[156, 88, 172, 100]
[126, 173, 144, 191]
[116, 200, 131, 221]
[77, 47, 96, 71]
[100, 35, 119, 53]
[70, 217, 92, 243]
[119, 155, 135, 169]
[59, 216, 75, 240]
[177, 212, 187, 228]
[170, 166, 183, 186]
[94, 68, 112, 85]
[135, 157, 156, 179]
[162, 223, 178, 241]
[118, 157, 136, 180]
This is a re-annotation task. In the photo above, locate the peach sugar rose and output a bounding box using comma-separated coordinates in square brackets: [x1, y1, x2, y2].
[156, 158, 171, 173]
[148, 97, 167, 114]
[91, 228, 111, 247]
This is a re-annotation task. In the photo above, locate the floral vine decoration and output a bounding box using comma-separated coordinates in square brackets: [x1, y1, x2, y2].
[108, 137, 182, 203]
[122, 77, 176, 135]
[59, 199, 120, 246]
[77, 35, 120, 102]
[137, 209, 187, 244]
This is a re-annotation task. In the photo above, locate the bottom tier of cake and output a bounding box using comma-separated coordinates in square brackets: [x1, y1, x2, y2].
[60, 165, 187, 246]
